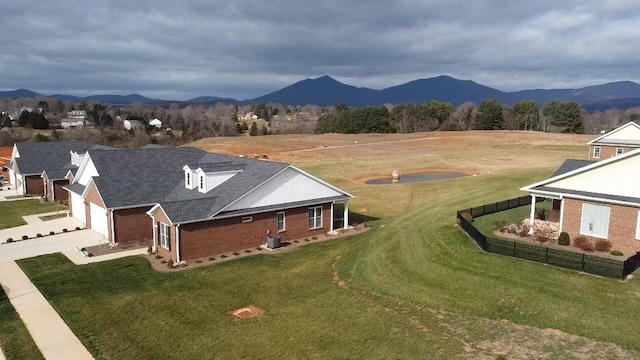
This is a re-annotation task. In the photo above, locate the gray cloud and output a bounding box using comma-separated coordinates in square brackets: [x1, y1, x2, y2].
[1, 0, 640, 100]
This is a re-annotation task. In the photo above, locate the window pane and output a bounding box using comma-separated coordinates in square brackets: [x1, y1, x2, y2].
[580, 203, 610, 239]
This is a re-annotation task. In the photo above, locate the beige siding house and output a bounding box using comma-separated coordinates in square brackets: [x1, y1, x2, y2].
[587, 122, 640, 161]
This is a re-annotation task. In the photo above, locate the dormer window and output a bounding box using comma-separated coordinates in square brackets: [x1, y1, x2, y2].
[186, 172, 191, 187]
[199, 175, 204, 190]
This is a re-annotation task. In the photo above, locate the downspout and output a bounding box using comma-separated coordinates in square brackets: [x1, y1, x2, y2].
[109, 209, 116, 245]
[176, 224, 181, 263]
[151, 216, 157, 252]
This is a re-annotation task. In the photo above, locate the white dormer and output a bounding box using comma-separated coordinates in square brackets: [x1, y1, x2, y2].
[195, 168, 241, 193]
[183, 165, 197, 190]
[69, 151, 86, 166]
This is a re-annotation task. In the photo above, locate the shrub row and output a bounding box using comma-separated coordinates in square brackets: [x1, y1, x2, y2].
[5, 227, 84, 243]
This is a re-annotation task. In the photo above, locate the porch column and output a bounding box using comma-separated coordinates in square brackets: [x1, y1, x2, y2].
[558, 198, 565, 233]
[151, 217, 157, 252]
[528, 195, 536, 235]
[343, 201, 349, 229]
[330, 202, 334, 232]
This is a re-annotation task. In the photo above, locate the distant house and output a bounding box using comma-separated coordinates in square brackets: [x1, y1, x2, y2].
[149, 118, 162, 128]
[60, 110, 87, 128]
[587, 122, 640, 160]
[124, 119, 144, 130]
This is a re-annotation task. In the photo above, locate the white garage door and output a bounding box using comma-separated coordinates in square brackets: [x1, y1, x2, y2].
[70, 192, 86, 225]
[15, 174, 23, 195]
[90, 202, 109, 239]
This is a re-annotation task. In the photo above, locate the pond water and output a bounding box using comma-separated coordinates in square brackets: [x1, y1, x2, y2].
[366, 172, 468, 185]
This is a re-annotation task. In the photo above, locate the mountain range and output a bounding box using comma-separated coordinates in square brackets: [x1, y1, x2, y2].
[2, 75, 640, 111]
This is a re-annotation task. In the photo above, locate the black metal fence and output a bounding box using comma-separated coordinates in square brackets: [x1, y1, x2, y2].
[457, 196, 639, 280]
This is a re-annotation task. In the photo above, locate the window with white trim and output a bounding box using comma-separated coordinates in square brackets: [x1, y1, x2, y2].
[186, 172, 191, 186]
[242, 216, 253, 223]
[160, 223, 171, 250]
[580, 203, 610, 239]
[199, 175, 204, 190]
[636, 212, 640, 240]
[309, 206, 323, 229]
[593, 146, 601, 159]
[277, 212, 286, 232]
[616, 147, 624, 156]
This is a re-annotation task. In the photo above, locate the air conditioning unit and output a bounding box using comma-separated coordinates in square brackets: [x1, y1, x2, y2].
[267, 235, 281, 249]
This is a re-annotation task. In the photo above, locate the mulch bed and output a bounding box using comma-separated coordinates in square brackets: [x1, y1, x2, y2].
[38, 213, 68, 221]
[147, 225, 370, 272]
[84, 242, 149, 257]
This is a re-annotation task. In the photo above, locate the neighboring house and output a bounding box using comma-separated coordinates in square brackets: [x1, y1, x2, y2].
[8, 141, 113, 199]
[124, 119, 144, 130]
[149, 118, 162, 128]
[60, 118, 85, 128]
[65, 147, 353, 259]
[520, 149, 640, 255]
[587, 122, 640, 160]
[60, 109, 88, 128]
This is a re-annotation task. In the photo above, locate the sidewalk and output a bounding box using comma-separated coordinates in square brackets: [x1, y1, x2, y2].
[0, 261, 94, 360]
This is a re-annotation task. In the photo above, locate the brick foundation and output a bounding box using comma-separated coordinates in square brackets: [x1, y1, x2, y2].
[561, 198, 640, 255]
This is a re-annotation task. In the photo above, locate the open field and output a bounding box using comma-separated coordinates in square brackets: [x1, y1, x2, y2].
[15, 131, 640, 359]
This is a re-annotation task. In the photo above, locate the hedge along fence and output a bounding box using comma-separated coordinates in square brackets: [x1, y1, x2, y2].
[456, 196, 638, 280]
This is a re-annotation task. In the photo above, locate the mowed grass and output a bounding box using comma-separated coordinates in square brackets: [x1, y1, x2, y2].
[0, 287, 43, 359]
[16, 132, 640, 358]
[0, 199, 59, 230]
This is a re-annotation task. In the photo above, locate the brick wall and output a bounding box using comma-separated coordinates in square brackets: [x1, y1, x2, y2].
[179, 203, 332, 261]
[113, 207, 153, 245]
[25, 175, 44, 196]
[589, 145, 638, 161]
[562, 198, 640, 254]
[153, 207, 177, 263]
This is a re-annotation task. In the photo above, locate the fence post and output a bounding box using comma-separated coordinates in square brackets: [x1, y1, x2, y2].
[582, 254, 585, 271]
[483, 204, 486, 216]
[546, 247, 549, 263]
[513, 241, 516, 256]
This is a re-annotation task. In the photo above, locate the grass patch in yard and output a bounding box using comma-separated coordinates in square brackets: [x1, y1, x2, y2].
[473, 199, 551, 237]
[0, 200, 59, 230]
[0, 286, 43, 360]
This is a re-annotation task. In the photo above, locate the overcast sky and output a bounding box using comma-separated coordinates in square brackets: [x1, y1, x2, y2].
[1, 0, 640, 100]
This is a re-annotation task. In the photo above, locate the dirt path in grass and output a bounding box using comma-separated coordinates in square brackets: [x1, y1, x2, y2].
[330, 255, 639, 359]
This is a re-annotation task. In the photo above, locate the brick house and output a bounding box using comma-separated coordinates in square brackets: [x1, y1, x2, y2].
[65, 147, 353, 258]
[587, 121, 640, 161]
[520, 149, 640, 255]
[8, 141, 112, 199]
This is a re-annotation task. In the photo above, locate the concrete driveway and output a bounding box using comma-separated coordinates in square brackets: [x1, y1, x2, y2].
[0, 217, 107, 262]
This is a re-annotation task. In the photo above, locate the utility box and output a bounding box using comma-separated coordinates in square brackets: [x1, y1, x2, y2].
[267, 235, 281, 249]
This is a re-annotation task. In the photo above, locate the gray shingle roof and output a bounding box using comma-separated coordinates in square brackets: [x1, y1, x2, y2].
[87, 147, 296, 223]
[551, 159, 596, 177]
[43, 169, 71, 180]
[14, 141, 114, 176]
[65, 183, 86, 195]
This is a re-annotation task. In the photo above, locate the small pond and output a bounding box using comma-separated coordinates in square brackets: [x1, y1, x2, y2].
[366, 172, 468, 185]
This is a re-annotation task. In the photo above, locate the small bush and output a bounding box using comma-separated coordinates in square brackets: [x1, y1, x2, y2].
[167, 260, 174, 268]
[518, 224, 530, 237]
[294, 240, 299, 243]
[557, 232, 570, 246]
[161, 260, 167, 264]
[75, 226, 81, 231]
[155, 254, 163, 259]
[461, 212, 473, 223]
[573, 236, 594, 252]
[22, 235, 28, 240]
[49, 231, 55, 236]
[535, 208, 549, 220]
[244, 249, 251, 253]
[62, 228, 68, 232]
[36, 233, 43, 237]
[610, 250, 624, 256]
[233, 252, 240, 256]
[6, 238, 13, 243]
[147, 245, 153, 253]
[304, 238, 310, 242]
[595, 239, 612, 252]
[221, 254, 228, 258]
[195, 259, 203, 263]
[208, 256, 215, 261]
[312, 236, 318, 240]
[494, 220, 510, 229]
[256, 247, 263, 251]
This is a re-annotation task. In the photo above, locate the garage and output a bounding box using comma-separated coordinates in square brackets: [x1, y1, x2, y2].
[70, 192, 85, 225]
[90, 202, 109, 239]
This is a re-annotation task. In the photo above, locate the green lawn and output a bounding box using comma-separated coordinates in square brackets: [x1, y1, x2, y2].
[13, 133, 640, 359]
[473, 199, 551, 236]
[0, 199, 59, 229]
[0, 287, 43, 360]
